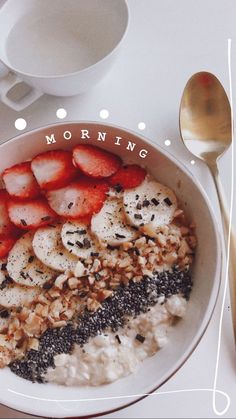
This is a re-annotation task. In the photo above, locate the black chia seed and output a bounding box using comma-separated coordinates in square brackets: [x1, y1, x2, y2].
[164, 197, 172, 206]
[77, 229, 87, 235]
[76, 241, 83, 248]
[10, 267, 192, 383]
[67, 241, 74, 247]
[142, 199, 150, 207]
[115, 335, 121, 344]
[115, 233, 126, 239]
[91, 252, 99, 257]
[135, 334, 145, 343]
[151, 198, 159, 206]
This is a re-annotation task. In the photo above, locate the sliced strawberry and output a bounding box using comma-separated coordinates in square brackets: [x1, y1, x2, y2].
[46, 179, 109, 219]
[0, 189, 20, 236]
[2, 161, 41, 199]
[73, 144, 122, 178]
[31, 150, 78, 191]
[108, 164, 147, 189]
[0, 235, 16, 258]
[7, 198, 57, 230]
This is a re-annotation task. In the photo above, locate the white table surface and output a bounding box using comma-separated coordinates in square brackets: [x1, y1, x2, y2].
[0, 0, 235, 418]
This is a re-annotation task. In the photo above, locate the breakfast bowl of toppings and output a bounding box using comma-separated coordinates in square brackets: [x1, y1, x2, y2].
[0, 122, 221, 418]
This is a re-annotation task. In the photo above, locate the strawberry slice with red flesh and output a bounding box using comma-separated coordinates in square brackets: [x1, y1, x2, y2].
[46, 179, 109, 219]
[73, 144, 122, 179]
[0, 189, 20, 236]
[31, 150, 78, 191]
[3, 161, 41, 199]
[108, 164, 147, 189]
[7, 198, 57, 230]
[0, 235, 16, 258]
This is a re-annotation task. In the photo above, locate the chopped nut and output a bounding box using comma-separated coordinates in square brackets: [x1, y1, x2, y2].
[73, 261, 86, 277]
[55, 273, 69, 289]
[24, 313, 42, 337]
[37, 294, 50, 305]
[92, 259, 101, 272]
[50, 299, 63, 319]
[27, 338, 39, 351]
[122, 242, 133, 250]
[178, 239, 192, 258]
[48, 288, 61, 299]
[138, 256, 146, 266]
[68, 277, 79, 290]
[156, 233, 166, 246]
[118, 257, 131, 268]
[52, 320, 67, 328]
[141, 224, 157, 238]
[0, 345, 13, 368]
[88, 276, 95, 285]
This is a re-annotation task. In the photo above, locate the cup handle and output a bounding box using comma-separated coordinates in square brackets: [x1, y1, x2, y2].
[0, 62, 43, 111]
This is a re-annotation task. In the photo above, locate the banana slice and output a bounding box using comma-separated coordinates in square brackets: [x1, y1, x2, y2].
[123, 178, 177, 229]
[61, 221, 100, 259]
[7, 232, 56, 287]
[33, 225, 78, 272]
[0, 285, 40, 308]
[91, 198, 138, 246]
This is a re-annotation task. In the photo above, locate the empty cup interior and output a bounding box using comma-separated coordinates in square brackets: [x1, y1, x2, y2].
[0, 0, 129, 76]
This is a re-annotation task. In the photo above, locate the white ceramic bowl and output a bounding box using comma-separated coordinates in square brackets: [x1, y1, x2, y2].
[0, 122, 221, 418]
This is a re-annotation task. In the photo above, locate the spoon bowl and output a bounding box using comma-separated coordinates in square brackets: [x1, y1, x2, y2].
[180, 72, 231, 164]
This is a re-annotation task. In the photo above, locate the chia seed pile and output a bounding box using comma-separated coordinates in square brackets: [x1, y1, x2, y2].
[10, 267, 192, 383]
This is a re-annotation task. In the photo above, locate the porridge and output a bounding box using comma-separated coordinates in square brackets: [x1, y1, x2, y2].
[0, 143, 196, 385]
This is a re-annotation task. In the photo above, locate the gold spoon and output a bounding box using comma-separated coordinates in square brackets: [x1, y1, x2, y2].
[179, 71, 236, 340]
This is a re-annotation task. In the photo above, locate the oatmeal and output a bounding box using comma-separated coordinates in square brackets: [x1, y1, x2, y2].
[0, 144, 196, 386]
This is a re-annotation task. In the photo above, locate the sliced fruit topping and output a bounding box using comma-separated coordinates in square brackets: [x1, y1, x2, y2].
[0, 236, 16, 258]
[61, 221, 100, 259]
[91, 197, 138, 246]
[32, 225, 78, 272]
[0, 284, 40, 308]
[7, 198, 57, 230]
[7, 232, 56, 287]
[73, 144, 122, 178]
[31, 150, 78, 191]
[46, 179, 109, 219]
[0, 190, 19, 236]
[123, 177, 177, 230]
[109, 164, 147, 189]
[2, 161, 41, 199]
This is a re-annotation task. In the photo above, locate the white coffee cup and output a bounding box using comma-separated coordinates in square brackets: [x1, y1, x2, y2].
[0, 0, 129, 111]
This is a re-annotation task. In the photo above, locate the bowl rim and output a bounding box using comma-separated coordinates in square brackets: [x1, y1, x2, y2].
[0, 121, 222, 418]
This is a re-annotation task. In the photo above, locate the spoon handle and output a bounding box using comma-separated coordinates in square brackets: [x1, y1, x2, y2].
[209, 163, 236, 342]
